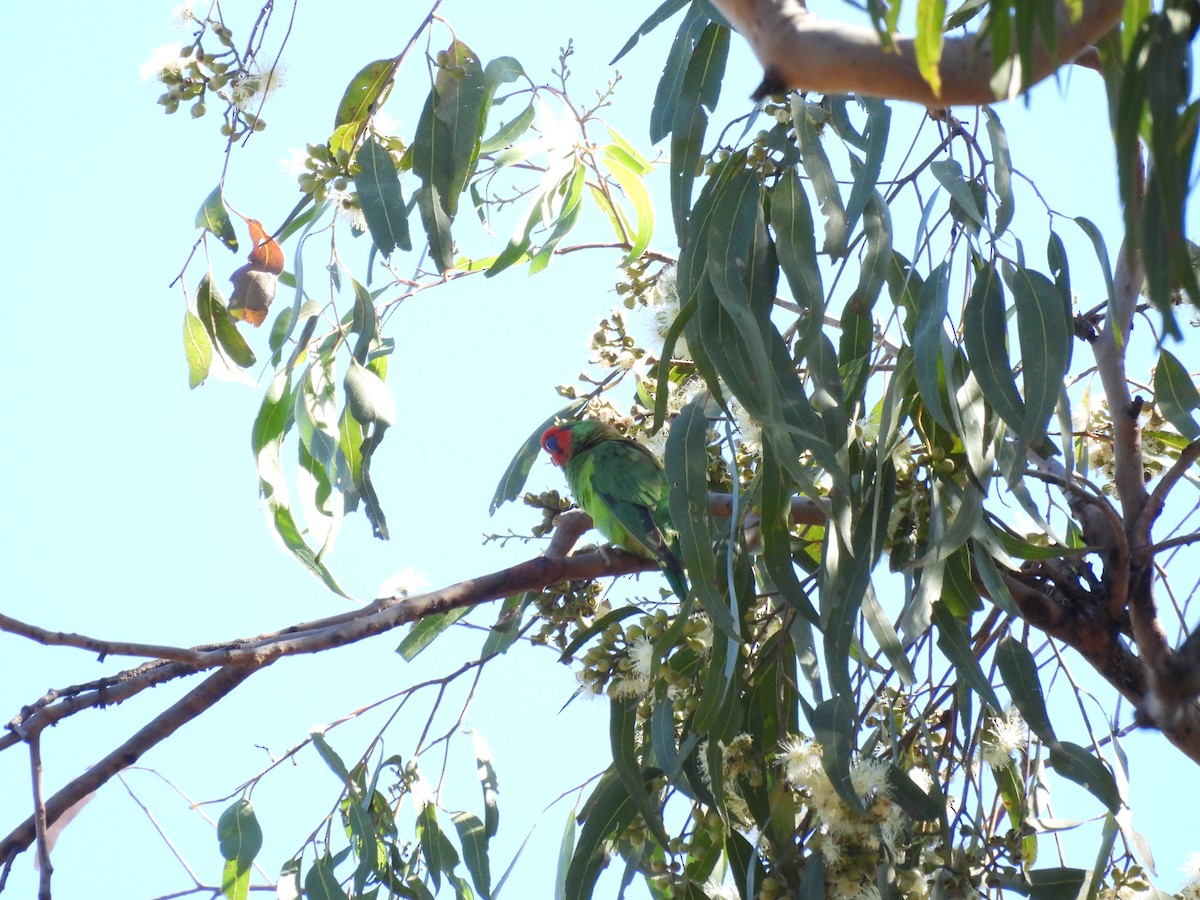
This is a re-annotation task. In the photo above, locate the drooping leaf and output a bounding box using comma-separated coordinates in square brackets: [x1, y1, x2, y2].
[183, 309, 213, 389]
[354, 136, 411, 256]
[915, 0, 948, 97]
[335, 58, 395, 132]
[305, 854, 351, 900]
[198, 275, 256, 367]
[1048, 742, 1121, 813]
[397, 606, 472, 661]
[771, 169, 824, 357]
[218, 799, 262, 900]
[601, 145, 654, 264]
[612, 0, 691, 65]
[1012, 266, 1073, 450]
[670, 22, 728, 245]
[809, 694, 864, 815]
[563, 771, 639, 900]
[666, 396, 740, 640]
[913, 262, 954, 433]
[932, 601, 1002, 711]
[996, 636, 1059, 748]
[254, 372, 349, 597]
[609, 699, 669, 846]
[649, 2, 710, 144]
[491, 402, 585, 513]
[931, 159, 985, 230]
[450, 810, 492, 899]
[472, 729, 501, 840]
[841, 97, 891, 237]
[196, 184, 238, 251]
[964, 262, 1024, 432]
[792, 95, 847, 255]
[1153, 348, 1200, 440]
[984, 108, 1015, 236]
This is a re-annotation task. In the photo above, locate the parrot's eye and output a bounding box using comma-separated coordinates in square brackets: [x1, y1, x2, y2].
[544, 435, 559, 454]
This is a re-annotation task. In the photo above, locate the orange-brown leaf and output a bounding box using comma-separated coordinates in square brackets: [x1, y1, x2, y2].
[228, 263, 278, 327]
[246, 219, 285, 274]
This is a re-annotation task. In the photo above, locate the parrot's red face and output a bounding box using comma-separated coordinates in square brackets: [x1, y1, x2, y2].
[541, 425, 573, 467]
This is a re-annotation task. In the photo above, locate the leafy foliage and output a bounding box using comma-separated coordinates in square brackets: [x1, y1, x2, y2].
[140, 1, 1200, 898]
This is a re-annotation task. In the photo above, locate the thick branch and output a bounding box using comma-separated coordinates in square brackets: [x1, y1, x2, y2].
[1, 666, 254, 868]
[707, 0, 1123, 105]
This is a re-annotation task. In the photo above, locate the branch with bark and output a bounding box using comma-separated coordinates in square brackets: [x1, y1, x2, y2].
[706, 0, 1124, 104]
[0, 490, 818, 871]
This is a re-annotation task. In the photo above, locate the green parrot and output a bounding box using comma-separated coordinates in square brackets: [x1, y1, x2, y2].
[541, 419, 689, 600]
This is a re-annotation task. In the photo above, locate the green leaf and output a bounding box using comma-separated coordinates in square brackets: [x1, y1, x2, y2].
[915, 0, 948, 96]
[930, 159, 984, 230]
[1027, 867, 1091, 900]
[344, 357, 396, 428]
[841, 97, 891, 237]
[310, 730, 352, 784]
[335, 58, 394, 131]
[416, 183, 455, 272]
[964, 262, 1024, 432]
[1153, 348, 1200, 439]
[491, 402, 585, 513]
[471, 729, 501, 840]
[417, 802, 460, 890]
[649, 3, 709, 144]
[666, 397, 740, 639]
[563, 771, 638, 900]
[218, 799, 262, 900]
[529, 163, 587, 272]
[183, 310, 213, 389]
[1012, 267, 1072, 448]
[601, 145, 654, 264]
[931, 601, 1002, 710]
[354, 137, 411, 257]
[1048, 742, 1121, 813]
[670, 22, 728, 245]
[451, 811, 492, 899]
[254, 372, 350, 597]
[397, 606, 472, 661]
[198, 275, 256, 368]
[995, 636, 1058, 748]
[760, 440, 820, 624]
[791, 95, 847, 255]
[554, 806, 577, 900]
[885, 765, 945, 822]
[609, 699, 669, 846]
[196, 184, 238, 251]
[412, 42, 487, 221]
[809, 694, 864, 815]
[771, 170, 824, 356]
[913, 262, 954, 433]
[983, 108, 1015, 236]
[480, 103, 535, 153]
[611, 0, 690, 65]
[305, 855, 351, 900]
[1073, 216, 1120, 344]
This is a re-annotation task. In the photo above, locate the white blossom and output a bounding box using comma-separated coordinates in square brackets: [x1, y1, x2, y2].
[982, 707, 1027, 766]
[777, 734, 824, 791]
[628, 635, 655, 681]
[140, 43, 185, 81]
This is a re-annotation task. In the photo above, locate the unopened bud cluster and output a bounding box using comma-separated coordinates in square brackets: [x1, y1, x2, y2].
[145, 16, 282, 139]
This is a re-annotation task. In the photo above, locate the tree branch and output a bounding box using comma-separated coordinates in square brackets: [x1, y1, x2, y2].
[705, 0, 1124, 105]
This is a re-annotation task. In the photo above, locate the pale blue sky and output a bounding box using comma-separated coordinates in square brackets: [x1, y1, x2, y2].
[1, 2, 1197, 897]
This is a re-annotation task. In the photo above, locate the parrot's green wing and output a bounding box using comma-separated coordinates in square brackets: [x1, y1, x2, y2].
[584, 440, 689, 600]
